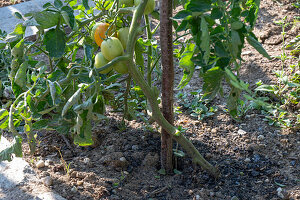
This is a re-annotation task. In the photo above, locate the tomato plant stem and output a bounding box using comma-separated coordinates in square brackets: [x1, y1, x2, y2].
[126, 0, 220, 178]
[145, 14, 152, 86]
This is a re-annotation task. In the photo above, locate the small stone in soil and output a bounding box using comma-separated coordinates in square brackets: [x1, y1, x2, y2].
[83, 157, 90, 164]
[44, 159, 52, 167]
[42, 176, 53, 186]
[77, 180, 83, 186]
[36, 160, 45, 168]
[244, 158, 251, 163]
[195, 194, 200, 200]
[231, 196, 239, 200]
[71, 186, 77, 193]
[257, 135, 265, 140]
[211, 128, 217, 134]
[238, 129, 247, 135]
[132, 145, 139, 150]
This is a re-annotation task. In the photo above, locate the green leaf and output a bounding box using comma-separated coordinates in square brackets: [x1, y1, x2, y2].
[54, 0, 63, 8]
[231, 21, 243, 30]
[186, 0, 211, 13]
[14, 61, 28, 89]
[47, 80, 57, 105]
[93, 95, 105, 115]
[84, 43, 93, 63]
[231, 30, 242, 58]
[13, 23, 26, 35]
[255, 84, 276, 92]
[211, 7, 223, 19]
[177, 43, 195, 89]
[11, 38, 24, 58]
[44, 28, 66, 58]
[174, 169, 182, 175]
[176, 20, 188, 32]
[14, 12, 23, 20]
[135, 39, 145, 67]
[215, 41, 228, 57]
[0, 109, 9, 121]
[158, 169, 166, 175]
[61, 6, 75, 30]
[227, 86, 241, 118]
[202, 67, 224, 100]
[246, 35, 271, 59]
[200, 16, 210, 64]
[73, 108, 93, 146]
[0, 136, 22, 161]
[43, 2, 52, 8]
[82, 0, 90, 10]
[33, 11, 60, 29]
[32, 119, 48, 129]
[173, 10, 192, 20]
[62, 88, 81, 117]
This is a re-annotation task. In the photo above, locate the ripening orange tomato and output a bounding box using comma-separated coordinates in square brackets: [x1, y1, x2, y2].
[91, 23, 114, 47]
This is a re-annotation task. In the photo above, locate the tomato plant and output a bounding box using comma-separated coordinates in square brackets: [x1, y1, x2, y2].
[0, 0, 270, 178]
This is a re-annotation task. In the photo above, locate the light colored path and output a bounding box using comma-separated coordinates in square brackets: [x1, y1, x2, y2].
[0, 136, 66, 200]
[0, 0, 55, 40]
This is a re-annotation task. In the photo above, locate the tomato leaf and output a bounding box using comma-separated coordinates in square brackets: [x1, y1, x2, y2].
[61, 6, 75, 30]
[231, 30, 242, 58]
[84, 43, 93, 63]
[200, 17, 210, 64]
[82, 0, 90, 10]
[62, 88, 81, 117]
[135, 39, 145, 67]
[185, 0, 211, 13]
[202, 67, 224, 100]
[0, 136, 23, 162]
[44, 28, 66, 58]
[173, 10, 192, 20]
[14, 61, 28, 89]
[246, 35, 271, 59]
[54, 0, 63, 8]
[176, 43, 195, 89]
[33, 11, 60, 29]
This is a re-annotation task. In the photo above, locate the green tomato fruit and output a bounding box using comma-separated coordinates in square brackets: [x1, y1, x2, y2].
[113, 61, 128, 74]
[119, 0, 134, 7]
[94, 52, 113, 74]
[101, 37, 124, 61]
[134, 0, 155, 15]
[117, 27, 129, 49]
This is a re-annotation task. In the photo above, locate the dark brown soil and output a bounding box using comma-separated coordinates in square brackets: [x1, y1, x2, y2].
[4, 0, 300, 200]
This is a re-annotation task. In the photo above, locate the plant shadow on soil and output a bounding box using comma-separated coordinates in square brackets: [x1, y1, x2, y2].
[21, 106, 299, 200]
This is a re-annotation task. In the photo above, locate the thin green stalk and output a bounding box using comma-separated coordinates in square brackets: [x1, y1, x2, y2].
[145, 14, 152, 86]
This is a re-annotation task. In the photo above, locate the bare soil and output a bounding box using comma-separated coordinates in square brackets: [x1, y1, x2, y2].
[2, 0, 300, 200]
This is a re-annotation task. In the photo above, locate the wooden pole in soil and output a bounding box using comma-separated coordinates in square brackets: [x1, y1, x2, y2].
[160, 0, 174, 173]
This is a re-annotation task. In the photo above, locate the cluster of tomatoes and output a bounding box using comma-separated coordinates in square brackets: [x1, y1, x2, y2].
[92, 0, 155, 75]
[92, 23, 129, 74]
